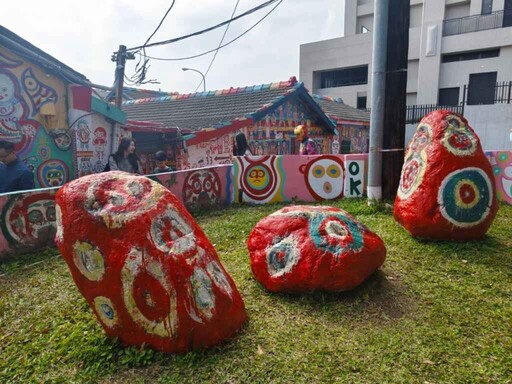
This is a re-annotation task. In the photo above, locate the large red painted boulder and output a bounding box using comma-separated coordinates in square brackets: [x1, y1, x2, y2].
[247, 205, 386, 293]
[55, 171, 246, 353]
[394, 110, 498, 240]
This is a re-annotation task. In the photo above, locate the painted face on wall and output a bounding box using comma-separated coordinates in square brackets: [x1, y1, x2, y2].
[331, 140, 340, 154]
[300, 156, 345, 201]
[37, 159, 69, 188]
[0, 193, 56, 246]
[77, 120, 90, 143]
[0, 74, 15, 103]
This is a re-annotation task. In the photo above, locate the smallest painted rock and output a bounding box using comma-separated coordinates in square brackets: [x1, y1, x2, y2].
[247, 205, 386, 293]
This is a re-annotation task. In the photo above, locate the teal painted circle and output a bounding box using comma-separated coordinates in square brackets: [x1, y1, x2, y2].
[440, 168, 491, 226]
[498, 152, 509, 162]
[309, 212, 364, 256]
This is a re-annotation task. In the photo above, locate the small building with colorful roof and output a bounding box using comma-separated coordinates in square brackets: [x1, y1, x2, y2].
[122, 76, 369, 171]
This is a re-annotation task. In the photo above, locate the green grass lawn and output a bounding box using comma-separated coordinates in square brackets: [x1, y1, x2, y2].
[1, 200, 511, 383]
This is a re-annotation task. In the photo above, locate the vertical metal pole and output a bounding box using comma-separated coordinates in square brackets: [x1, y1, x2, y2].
[368, 0, 389, 201]
[111, 45, 127, 152]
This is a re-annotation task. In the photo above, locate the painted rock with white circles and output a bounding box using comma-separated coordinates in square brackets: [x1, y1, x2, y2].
[247, 205, 386, 293]
[54, 171, 246, 353]
[394, 110, 498, 240]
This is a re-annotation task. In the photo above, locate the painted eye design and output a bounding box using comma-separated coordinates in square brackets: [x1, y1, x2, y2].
[327, 165, 341, 178]
[312, 165, 325, 178]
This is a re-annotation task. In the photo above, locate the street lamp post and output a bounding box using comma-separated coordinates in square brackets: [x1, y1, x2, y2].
[182, 68, 206, 92]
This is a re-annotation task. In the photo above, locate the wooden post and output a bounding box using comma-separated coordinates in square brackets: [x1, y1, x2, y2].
[381, 0, 410, 200]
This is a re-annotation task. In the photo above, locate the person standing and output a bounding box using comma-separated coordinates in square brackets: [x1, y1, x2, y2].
[0, 140, 34, 193]
[108, 137, 143, 174]
[234, 132, 253, 156]
[153, 150, 175, 173]
[294, 125, 318, 155]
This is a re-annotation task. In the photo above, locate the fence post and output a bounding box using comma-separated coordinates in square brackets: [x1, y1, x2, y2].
[508, 81, 512, 104]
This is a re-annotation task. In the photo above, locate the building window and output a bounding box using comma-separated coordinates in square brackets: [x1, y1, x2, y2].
[361, 26, 370, 34]
[438, 88, 460, 106]
[357, 96, 367, 109]
[442, 49, 500, 63]
[481, 0, 493, 14]
[320, 66, 368, 88]
[467, 72, 497, 105]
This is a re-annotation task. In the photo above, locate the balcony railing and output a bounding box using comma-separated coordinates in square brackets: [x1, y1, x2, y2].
[443, 11, 504, 36]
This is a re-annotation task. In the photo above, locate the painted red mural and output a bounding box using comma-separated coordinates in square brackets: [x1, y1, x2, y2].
[55, 171, 246, 353]
[394, 110, 498, 240]
[247, 205, 386, 293]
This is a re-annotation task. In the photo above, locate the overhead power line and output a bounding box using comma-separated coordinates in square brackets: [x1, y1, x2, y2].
[194, 0, 241, 92]
[143, 0, 177, 47]
[136, 0, 284, 62]
[126, 0, 280, 51]
[128, 1, 177, 85]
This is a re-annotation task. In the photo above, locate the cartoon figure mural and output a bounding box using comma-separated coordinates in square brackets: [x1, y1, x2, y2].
[0, 48, 75, 187]
[234, 155, 285, 204]
[299, 156, 345, 201]
[0, 70, 26, 142]
[182, 168, 222, 210]
[93, 126, 107, 160]
[76, 119, 91, 150]
[37, 159, 70, 188]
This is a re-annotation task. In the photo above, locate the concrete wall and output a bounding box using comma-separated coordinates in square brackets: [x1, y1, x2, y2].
[405, 105, 512, 151]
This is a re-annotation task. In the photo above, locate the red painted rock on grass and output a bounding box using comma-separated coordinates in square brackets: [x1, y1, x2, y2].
[394, 110, 498, 240]
[247, 205, 386, 293]
[55, 171, 246, 353]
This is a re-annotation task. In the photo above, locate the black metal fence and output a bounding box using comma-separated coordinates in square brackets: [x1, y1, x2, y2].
[443, 11, 504, 36]
[366, 81, 511, 124]
[462, 81, 512, 105]
[405, 104, 464, 124]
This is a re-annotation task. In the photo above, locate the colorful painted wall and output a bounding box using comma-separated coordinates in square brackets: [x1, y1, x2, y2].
[68, 92, 115, 178]
[329, 122, 369, 155]
[232, 154, 367, 204]
[0, 165, 233, 259]
[3, 152, 511, 259]
[486, 150, 512, 205]
[0, 48, 74, 188]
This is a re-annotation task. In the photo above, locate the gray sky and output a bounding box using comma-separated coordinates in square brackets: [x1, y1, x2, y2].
[3, 0, 344, 93]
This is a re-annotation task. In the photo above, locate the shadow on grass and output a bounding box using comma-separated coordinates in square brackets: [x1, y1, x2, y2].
[252, 268, 416, 325]
[0, 247, 59, 277]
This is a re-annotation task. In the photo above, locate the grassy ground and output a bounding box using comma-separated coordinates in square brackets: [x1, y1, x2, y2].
[1, 199, 511, 383]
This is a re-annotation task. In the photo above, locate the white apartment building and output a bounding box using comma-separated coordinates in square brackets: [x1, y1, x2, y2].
[300, 0, 512, 150]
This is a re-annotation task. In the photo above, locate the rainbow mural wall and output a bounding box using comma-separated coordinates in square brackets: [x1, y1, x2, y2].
[3, 152, 510, 260]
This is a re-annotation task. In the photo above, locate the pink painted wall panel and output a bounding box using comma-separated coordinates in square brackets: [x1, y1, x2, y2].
[232, 154, 368, 204]
[486, 151, 512, 205]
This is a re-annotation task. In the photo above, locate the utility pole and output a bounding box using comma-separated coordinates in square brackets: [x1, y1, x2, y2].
[368, 0, 389, 202]
[381, 0, 410, 199]
[368, 0, 410, 202]
[110, 45, 134, 151]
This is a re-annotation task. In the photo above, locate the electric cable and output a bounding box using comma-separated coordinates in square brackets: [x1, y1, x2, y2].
[129, 1, 177, 85]
[136, 0, 283, 62]
[126, 0, 280, 51]
[194, 0, 241, 92]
